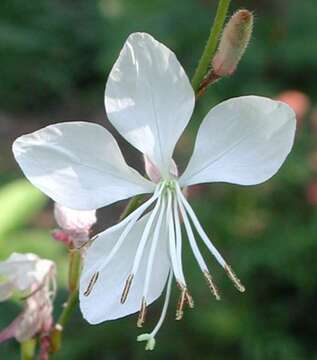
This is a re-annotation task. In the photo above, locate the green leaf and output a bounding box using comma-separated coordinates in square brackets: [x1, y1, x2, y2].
[0, 179, 47, 240]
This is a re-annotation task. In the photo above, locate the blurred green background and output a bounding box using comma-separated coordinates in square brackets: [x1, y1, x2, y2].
[1, 0, 317, 359]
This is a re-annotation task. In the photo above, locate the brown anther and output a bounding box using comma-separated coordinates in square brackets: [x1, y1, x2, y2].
[185, 290, 194, 308]
[83, 271, 99, 297]
[203, 271, 221, 300]
[225, 265, 246, 293]
[121, 274, 134, 304]
[176, 287, 187, 320]
[137, 297, 147, 328]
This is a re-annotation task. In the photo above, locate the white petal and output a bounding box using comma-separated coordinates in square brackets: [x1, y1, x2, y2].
[79, 213, 170, 324]
[180, 96, 296, 186]
[105, 32, 195, 176]
[13, 122, 155, 210]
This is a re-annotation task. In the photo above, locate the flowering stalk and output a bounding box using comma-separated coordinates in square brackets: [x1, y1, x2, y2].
[50, 249, 82, 353]
[50, 289, 79, 353]
[191, 0, 231, 93]
[121, 0, 231, 220]
[20, 339, 36, 360]
[198, 9, 253, 96]
[50, 249, 81, 353]
[68, 250, 81, 292]
[50, 250, 81, 353]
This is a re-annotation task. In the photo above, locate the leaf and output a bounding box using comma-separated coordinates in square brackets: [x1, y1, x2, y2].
[0, 179, 48, 240]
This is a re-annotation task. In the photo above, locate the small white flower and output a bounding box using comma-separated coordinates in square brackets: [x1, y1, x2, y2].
[53, 203, 97, 248]
[0, 253, 56, 343]
[12, 33, 296, 347]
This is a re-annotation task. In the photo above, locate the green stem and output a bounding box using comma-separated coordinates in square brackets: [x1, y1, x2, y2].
[50, 250, 81, 353]
[191, 0, 231, 93]
[20, 339, 36, 360]
[57, 288, 79, 328]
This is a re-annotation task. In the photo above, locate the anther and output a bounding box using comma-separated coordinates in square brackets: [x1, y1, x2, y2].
[225, 265, 245, 293]
[137, 297, 147, 328]
[84, 271, 99, 296]
[121, 274, 134, 304]
[176, 287, 187, 320]
[203, 271, 221, 300]
[185, 290, 194, 308]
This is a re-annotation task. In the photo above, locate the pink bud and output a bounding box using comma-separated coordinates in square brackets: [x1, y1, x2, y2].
[51, 229, 72, 246]
[53, 204, 97, 248]
[212, 9, 253, 77]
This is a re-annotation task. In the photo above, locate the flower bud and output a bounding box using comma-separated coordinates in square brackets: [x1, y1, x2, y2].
[212, 9, 253, 77]
[53, 203, 97, 248]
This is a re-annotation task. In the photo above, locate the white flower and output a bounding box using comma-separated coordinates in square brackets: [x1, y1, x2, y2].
[0, 253, 56, 343]
[53, 203, 97, 248]
[12, 33, 296, 348]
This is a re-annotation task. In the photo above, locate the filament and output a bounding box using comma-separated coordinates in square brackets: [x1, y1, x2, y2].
[176, 184, 226, 268]
[176, 184, 245, 292]
[142, 197, 166, 300]
[96, 185, 164, 274]
[166, 190, 183, 285]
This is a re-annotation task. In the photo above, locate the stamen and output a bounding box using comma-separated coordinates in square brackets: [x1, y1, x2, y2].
[175, 284, 194, 320]
[172, 197, 187, 287]
[97, 186, 164, 275]
[225, 264, 245, 292]
[129, 196, 163, 295]
[176, 184, 246, 293]
[84, 271, 99, 297]
[176, 286, 186, 320]
[121, 274, 134, 304]
[137, 297, 147, 328]
[166, 191, 183, 285]
[142, 197, 166, 300]
[177, 195, 220, 300]
[176, 185, 226, 268]
[185, 289, 194, 308]
[203, 271, 221, 300]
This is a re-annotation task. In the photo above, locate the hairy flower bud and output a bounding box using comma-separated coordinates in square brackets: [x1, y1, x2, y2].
[212, 9, 253, 77]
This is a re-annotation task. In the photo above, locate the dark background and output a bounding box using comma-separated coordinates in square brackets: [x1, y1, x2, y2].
[0, 0, 317, 359]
